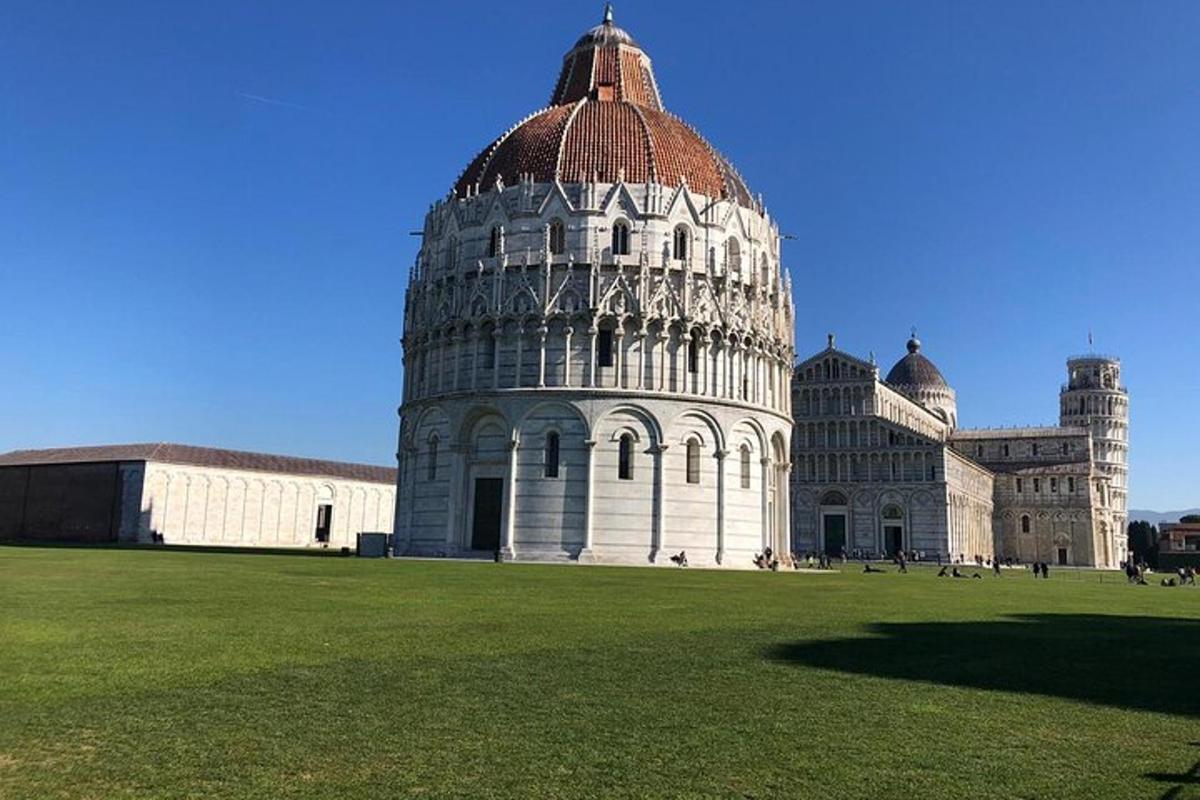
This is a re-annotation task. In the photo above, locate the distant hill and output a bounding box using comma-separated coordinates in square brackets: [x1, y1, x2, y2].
[1129, 509, 1200, 526]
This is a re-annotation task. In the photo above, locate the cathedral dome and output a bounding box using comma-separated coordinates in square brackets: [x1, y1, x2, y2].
[885, 335, 949, 389]
[453, 6, 753, 207]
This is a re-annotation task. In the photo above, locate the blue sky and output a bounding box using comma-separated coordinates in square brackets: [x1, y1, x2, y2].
[1, 1, 1196, 510]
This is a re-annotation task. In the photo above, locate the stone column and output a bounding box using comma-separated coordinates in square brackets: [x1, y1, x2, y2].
[636, 330, 646, 390]
[491, 329, 502, 390]
[780, 462, 792, 556]
[761, 456, 772, 552]
[588, 326, 598, 388]
[579, 439, 598, 563]
[715, 449, 728, 564]
[613, 329, 625, 389]
[651, 443, 669, 563]
[444, 444, 464, 553]
[500, 437, 518, 561]
[700, 334, 711, 396]
[513, 325, 525, 388]
[563, 325, 574, 387]
[656, 332, 667, 391]
[537, 325, 548, 388]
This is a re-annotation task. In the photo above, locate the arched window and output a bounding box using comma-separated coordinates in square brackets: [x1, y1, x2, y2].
[427, 437, 439, 481]
[1021, 515, 1031, 534]
[740, 445, 751, 489]
[687, 334, 699, 374]
[445, 236, 458, 271]
[726, 237, 741, 276]
[686, 439, 700, 484]
[618, 434, 634, 480]
[488, 226, 501, 258]
[548, 219, 565, 255]
[760, 253, 769, 286]
[544, 432, 560, 478]
[597, 329, 614, 367]
[612, 221, 630, 256]
[673, 226, 689, 260]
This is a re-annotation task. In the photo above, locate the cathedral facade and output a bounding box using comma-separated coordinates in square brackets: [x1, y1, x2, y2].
[791, 337, 1129, 568]
[393, 8, 795, 567]
[393, 8, 1129, 569]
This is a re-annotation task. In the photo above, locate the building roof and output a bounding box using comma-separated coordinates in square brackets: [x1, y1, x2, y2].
[453, 7, 754, 206]
[953, 426, 1090, 440]
[0, 443, 397, 484]
[885, 336, 949, 390]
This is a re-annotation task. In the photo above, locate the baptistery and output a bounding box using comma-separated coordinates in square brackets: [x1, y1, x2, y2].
[394, 6, 796, 566]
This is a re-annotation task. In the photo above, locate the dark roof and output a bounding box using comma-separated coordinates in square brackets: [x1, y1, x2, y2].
[0, 443, 396, 484]
[885, 336, 949, 389]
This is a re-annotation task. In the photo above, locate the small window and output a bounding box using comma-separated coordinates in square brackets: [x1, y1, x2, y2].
[544, 432, 560, 478]
[1021, 515, 1031, 534]
[445, 236, 457, 270]
[1068, 477, 1076, 493]
[1034, 478, 1041, 493]
[687, 336, 698, 373]
[1051, 477, 1058, 493]
[427, 438, 439, 481]
[618, 434, 634, 480]
[488, 226, 501, 258]
[1062, 442, 1070, 455]
[686, 440, 700, 484]
[481, 334, 495, 369]
[740, 445, 751, 489]
[727, 238, 741, 276]
[1032, 443, 1039, 456]
[1016, 478, 1023, 493]
[976, 445, 983, 457]
[597, 329, 614, 367]
[612, 221, 630, 256]
[673, 226, 689, 260]
[549, 219, 565, 255]
[1003, 444, 1010, 457]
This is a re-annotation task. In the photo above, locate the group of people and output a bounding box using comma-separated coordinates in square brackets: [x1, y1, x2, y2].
[1030, 561, 1053, 579]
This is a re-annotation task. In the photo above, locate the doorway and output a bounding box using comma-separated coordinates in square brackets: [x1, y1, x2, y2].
[885, 526, 903, 556]
[823, 514, 846, 556]
[471, 478, 504, 551]
[315, 504, 332, 543]
[1057, 547, 1068, 566]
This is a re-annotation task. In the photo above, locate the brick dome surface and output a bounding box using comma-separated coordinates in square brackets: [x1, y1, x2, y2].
[453, 7, 753, 207]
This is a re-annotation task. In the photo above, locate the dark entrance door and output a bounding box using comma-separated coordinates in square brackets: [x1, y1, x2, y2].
[315, 504, 332, 543]
[823, 514, 846, 556]
[471, 478, 504, 551]
[1057, 547, 1068, 566]
[885, 526, 903, 556]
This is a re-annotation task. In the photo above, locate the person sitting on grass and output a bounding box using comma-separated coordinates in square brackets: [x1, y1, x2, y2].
[863, 564, 885, 574]
[937, 565, 949, 578]
[1161, 577, 1177, 587]
[952, 567, 966, 578]
[669, 551, 688, 567]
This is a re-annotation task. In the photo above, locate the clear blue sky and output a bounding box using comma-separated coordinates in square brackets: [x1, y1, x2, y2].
[1, 1, 1196, 510]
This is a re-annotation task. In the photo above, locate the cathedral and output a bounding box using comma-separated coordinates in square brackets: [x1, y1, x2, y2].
[791, 336, 1129, 568]
[392, 7, 1129, 569]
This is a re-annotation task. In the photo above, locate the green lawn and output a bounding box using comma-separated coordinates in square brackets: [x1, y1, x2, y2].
[1, 547, 1197, 799]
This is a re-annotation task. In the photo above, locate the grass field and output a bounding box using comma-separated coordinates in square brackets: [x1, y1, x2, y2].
[1, 546, 1198, 799]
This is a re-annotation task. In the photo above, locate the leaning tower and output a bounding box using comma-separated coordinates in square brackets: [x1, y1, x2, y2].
[1060, 354, 1129, 565]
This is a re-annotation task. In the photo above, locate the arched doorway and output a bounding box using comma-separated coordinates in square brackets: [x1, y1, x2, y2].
[881, 504, 904, 556]
[820, 490, 848, 556]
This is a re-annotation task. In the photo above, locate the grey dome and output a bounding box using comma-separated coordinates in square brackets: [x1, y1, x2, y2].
[885, 336, 949, 389]
[574, 4, 638, 48]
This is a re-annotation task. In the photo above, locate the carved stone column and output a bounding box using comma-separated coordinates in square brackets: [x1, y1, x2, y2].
[563, 324, 574, 387]
[651, 443, 669, 563]
[715, 448, 728, 564]
[537, 325, 548, 388]
[500, 437, 518, 561]
[579, 439, 598, 563]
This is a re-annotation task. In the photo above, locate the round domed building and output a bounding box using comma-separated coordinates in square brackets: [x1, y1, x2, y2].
[393, 6, 796, 566]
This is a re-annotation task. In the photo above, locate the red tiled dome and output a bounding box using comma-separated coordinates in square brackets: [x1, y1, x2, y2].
[454, 7, 753, 207]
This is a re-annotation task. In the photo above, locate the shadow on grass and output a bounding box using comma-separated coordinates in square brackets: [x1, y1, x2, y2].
[768, 614, 1200, 718]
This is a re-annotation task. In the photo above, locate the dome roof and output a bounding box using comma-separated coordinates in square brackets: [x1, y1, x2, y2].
[885, 336, 950, 389]
[453, 7, 754, 206]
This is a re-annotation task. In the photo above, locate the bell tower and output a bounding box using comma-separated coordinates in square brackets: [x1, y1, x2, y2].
[1060, 353, 1129, 565]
